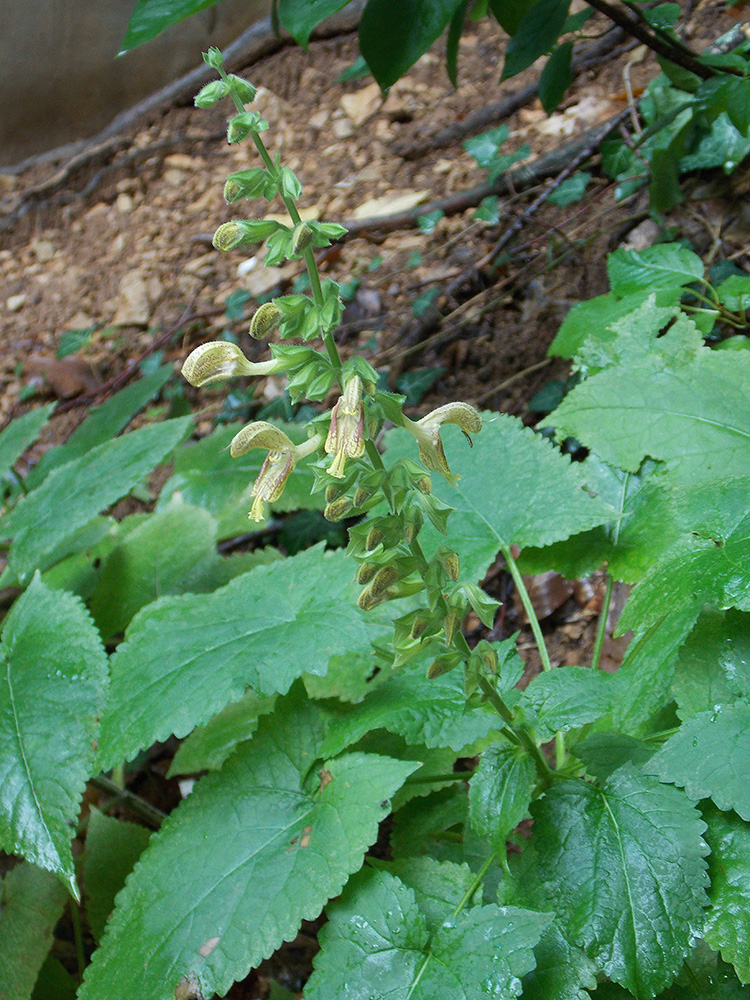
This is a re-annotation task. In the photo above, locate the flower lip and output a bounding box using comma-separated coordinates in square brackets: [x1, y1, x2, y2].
[182, 342, 279, 388]
[325, 376, 365, 479]
[402, 402, 482, 483]
[229, 421, 321, 521]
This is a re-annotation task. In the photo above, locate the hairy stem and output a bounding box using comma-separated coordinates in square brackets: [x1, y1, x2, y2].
[502, 546, 553, 673]
[590, 574, 614, 672]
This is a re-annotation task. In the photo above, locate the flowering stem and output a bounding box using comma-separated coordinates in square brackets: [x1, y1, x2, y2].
[501, 545, 553, 673]
[477, 675, 554, 786]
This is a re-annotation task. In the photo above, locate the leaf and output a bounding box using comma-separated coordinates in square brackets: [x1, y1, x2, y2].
[120, 0, 221, 51]
[305, 867, 551, 1000]
[0, 417, 191, 585]
[79, 690, 417, 1000]
[463, 124, 510, 168]
[375, 857, 477, 930]
[550, 349, 750, 483]
[391, 785, 468, 858]
[502, 0, 570, 79]
[359, 0, 465, 90]
[383, 413, 613, 582]
[30, 955, 77, 1000]
[523, 765, 709, 998]
[468, 744, 536, 852]
[520, 666, 615, 740]
[703, 803, 750, 983]
[0, 404, 55, 481]
[83, 808, 152, 944]
[717, 275, 750, 312]
[278, 0, 352, 47]
[96, 546, 373, 771]
[607, 243, 704, 296]
[572, 732, 656, 780]
[0, 576, 108, 895]
[539, 41, 573, 114]
[446, 0, 467, 87]
[546, 170, 591, 207]
[0, 861, 68, 1000]
[25, 365, 173, 488]
[517, 920, 599, 1000]
[671, 609, 750, 722]
[645, 702, 750, 820]
[489, 0, 539, 35]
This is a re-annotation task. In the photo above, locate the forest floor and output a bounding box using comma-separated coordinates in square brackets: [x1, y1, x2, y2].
[0, 1, 748, 994]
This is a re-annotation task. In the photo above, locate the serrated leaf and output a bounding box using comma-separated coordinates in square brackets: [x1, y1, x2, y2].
[607, 243, 704, 296]
[0, 576, 108, 895]
[79, 691, 416, 1000]
[521, 666, 615, 740]
[525, 765, 709, 998]
[703, 803, 750, 983]
[96, 546, 373, 771]
[502, 0, 570, 80]
[550, 350, 750, 483]
[0, 404, 55, 482]
[391, 785, 468, 858]
[0, 861, 68, 1000]
[518, 920, 599, 1000]
[468, 744, 536, 852]
[384, 413, 613, 582]
[672, 609, 750, 721]
[305, 867, 551, 1000]
[375, 857, 477, 931]
[83, 808, 152, 944]
[572, 732, 655, 780]
[646, 702, 750, 820]
[0, 418, 191, 585]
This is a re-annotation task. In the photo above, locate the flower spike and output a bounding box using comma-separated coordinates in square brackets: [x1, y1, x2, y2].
[182, 342, 280, 387]
[402, 402, 482, 484]
[325, 376, 365, 479]
[230, 421, 322, 521]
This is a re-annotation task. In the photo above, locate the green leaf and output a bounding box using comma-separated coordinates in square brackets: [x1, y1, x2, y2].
[646, 702, 750, 820]
[489, 0, 539, 34]
[26, 365, 173, 489]
[0, 861, 68, 1000]
[278, 0, 352, 47]
[391, 784, 468, 858]
[375, 857, 477, 930]
[120, 0, 221, 50]
[0, 576, 108, 895]
[539, 41, 573, 114]
[30, 955, 77, 1000]
[56, 326, 95, 359]
[83, 808, 152, 944]
[522, 765, 709, 998]
[671, 609, 750, 721]
[607, 243, 704, 296]
[703, 803, 750, 983]
[517, 920, 599, 1000]
[572, 732, 656, 781]
[546, 170, 591, 207]
[96, 546, 373, 771]
[463, 124, 510, 168]
[384, 413, 613, 581]
[681, 113, 750, 174]
[1, 417, 191, 585]
[79, 691, 417, 1000]
[0, 404, 55, 482]
[468, 744, 536, 852]
[359, 0, 465, 90]
[502, 0, 570, 80]
[716, 275, 750, 312]
[521, 666, 615, 741]
[306, 867, 551, 1000]
[446, 0, 467, 87]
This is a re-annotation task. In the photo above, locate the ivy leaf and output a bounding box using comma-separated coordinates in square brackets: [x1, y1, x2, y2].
[703, 803, 750, 983]
[0, 417, 191, 585]
[524, 765, 709, 998]
[0, 861, 68, 1000]
[607, 243, 704, 296]
[0, 403, 55, 481]
[645, 702, 750, 820]
[305, 867, 552, 1000]
[79, 690, 417, 1000]
[468, 744, 536, 852]
[96, 546, 373, 772]
[0, 576, 108, 896]
[384, 413, 613, 581]
[520, 666, 615, 740]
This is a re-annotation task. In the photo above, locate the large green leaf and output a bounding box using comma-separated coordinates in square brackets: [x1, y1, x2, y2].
[607, 243, 704, 296]
[521, 766, 709, 998]
[501, 0, 570, 80]
[79, 691, 416, 1000]
[384, 413, 613, 582]
[375, 857, 477, 930]
[0, 861, 68, 1000]
[0, 417, 191, 585]
[550, 350, 750, 483]
[0, 404, 55, 481]
[96, 545, 373, 771]
[468, 744, 536, 852]
[305, 867, 551, 1000]
[0, 577, 108, 895]
[646, 702, 750, 820]
[120, 0, 221, 51]
[279, 0, 353, 47]
[703, 803, 750, 983]
[671, 609, 750, 722]
[520, 666, 615, 740]
[359, 0, 464, 90]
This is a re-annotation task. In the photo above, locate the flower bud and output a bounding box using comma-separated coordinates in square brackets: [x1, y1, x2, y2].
[194, 80, 228, 108]
[213, 221, 245, 252]
[181, 341, 264, 387]
[324, 497, 353, 522]
[249, 302, 281, 340]
[228, 74, 256, 104]
[292, 222, 314, 256]
[366, 526, 384, 551]
[223, 178, 243, 203]
[443, 608, 463, 646]
[415, 475, 432, 495]
[203, 47, 224, 70]
[442, 550, 460, 582]
[357, 587, 388, 611]
[356, 563, 377, 585]
[369, 565, 399, 596]
[353, 486, 370, 508]
[325, 484, 339, 504]
[410, 614, 430, 640]
[427, 655, 460, 680]
[402, 507, 424, 545]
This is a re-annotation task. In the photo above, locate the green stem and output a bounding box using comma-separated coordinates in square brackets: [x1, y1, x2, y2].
[502, 546, 553, 673]
[8, 467, 27, 495]
[452, 852, 497, 919]
[590, 574, 614, 672]
[477, 675, 554, 785]
[70, 898, 86, 982]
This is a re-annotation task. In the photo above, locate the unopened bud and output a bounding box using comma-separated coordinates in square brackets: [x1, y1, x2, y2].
[427, 656, 457, 680]
[356, 562, 377, 585]
[249, 302, 281, 340]
[416, 475, 432, 495]
[358, 586, 388, 611]
[353, 486, 370, 508]
[410, 615, 429, 640]
[480, 646, 498, 674]
[194, 80, 228, 108]
[223, 178, 243, 203]
[324, 497, 353, 522]
[212, 221, 245, 251]
[444, 608, 463, 646]
[403, 507, 423, 545]
[443, 550, 460, 582]
[228, 75, 256, 104]
[325, 484, 339, 504]
[292, 222, 314, 256]
[370, 565, 399, 596]
[366, 526, 384, 550]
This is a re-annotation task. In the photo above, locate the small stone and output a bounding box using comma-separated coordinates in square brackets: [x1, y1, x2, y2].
[163, 168, 184, 187]
[7, 293, 26, 312]
[340, 82, 381, 127]
[332, 118, 356, 139]
[115, 192, 134, 213]
[309, 110, 329, 130]
[112, 271, 150, 326]
[31, 239, 55, 261]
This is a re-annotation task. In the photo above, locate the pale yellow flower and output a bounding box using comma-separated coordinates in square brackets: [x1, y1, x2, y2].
[230, 421, 321, 521]
[402, 402, 482, 483]
[325, 376, 365, 479]
[182, 342, 280, 387]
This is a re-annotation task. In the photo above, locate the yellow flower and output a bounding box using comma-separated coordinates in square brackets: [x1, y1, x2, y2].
[230, 421, 322, 521]
[402, 402, 482, 484]
[325, 376, 365, 479]
[182, 342, 280, 387]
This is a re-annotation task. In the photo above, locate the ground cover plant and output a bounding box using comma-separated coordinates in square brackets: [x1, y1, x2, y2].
[3, 11, 750, 1000]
